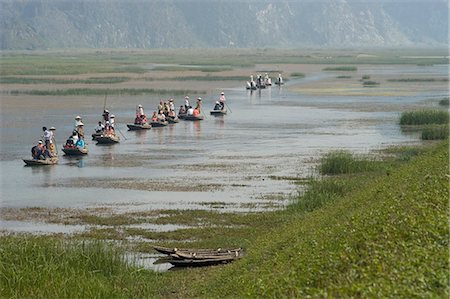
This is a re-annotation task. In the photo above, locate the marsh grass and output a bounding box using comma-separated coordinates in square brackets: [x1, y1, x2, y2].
[336, 75, 351, 79]
[5, 88, 205, 96]
[439, 97, 449, 106]
[319, 150, 384, 175]
[0, 76, 130, 84]
[387, 78, 449, 82]
[421, 125, 449, 140]
[362, 80, 380, 86]
[290, 72, 305, 77]
[323, 66, 357, 71]
[400, 109, 449, 125]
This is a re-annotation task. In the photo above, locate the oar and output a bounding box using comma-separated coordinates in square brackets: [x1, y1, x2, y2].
[225, 102, 232, 113]
[116, 127, 128, 140]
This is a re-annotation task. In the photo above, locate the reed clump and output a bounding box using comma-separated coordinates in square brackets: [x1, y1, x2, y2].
[421, 125, 449, 140]
[438, 97, 449, 106]
[400, 109, 449, 125]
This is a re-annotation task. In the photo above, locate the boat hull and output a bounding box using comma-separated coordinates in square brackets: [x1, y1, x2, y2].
[23, 157, 58, 166]
[182, 115, 204, 121]
[96, 135, 120, 144]
[151, 121, 168, 127]
[210, 109, 227, 115]
[127, 123, 151, 130]
[62, 146, 88, 156]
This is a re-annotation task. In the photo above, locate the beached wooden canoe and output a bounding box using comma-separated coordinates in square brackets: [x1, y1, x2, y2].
[174, 251, 241, 260]
[96, 135, 120, 144]
[23, 157, 58, 166]
[153, 245, 242, 256]
[61, 146, 88, 156]
[210, 109, 227, 116]
[151, 120, 169, 127]
[127, 123, 151, 130]
[167, 256, 236, 267]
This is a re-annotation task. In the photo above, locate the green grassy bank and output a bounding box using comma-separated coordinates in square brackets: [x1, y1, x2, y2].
[1, 141, 448, 298]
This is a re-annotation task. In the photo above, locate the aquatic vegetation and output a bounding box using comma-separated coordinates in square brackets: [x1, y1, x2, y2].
[387, 78, 448, 82]
[318, 150, 383, 175]
[421, 124, 449, 140]
[400, 109, 449, 125]
[362, 80, 380, 86]
[336, 75, 351, 79]
[323, 66, 357, 71]
[290, 72, 305, 77]
[5, 88, 206, 96]
[439, 97, 449, 106]
[0, 76, 130, 84]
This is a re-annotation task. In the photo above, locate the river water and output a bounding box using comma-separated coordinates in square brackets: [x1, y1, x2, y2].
[0, 64, 447, 234]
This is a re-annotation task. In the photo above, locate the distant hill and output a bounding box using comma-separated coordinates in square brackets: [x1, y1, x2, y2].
[1, 0, 448, 50]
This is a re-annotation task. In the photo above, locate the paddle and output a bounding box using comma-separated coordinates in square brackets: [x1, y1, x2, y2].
[224, 102, 232, 113]
[116, 126, 128, 140]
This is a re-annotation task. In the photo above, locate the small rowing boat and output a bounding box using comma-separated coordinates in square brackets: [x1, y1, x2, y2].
[153, 245, 242, 256]
[61, 145, 88, 156]
[96, 134, 120, 144]
[23, 157, 58, 166]
[167, 116, 180, 124]
[182, 115, 204, 121]
[210, 109, 227, 116]
[127, 123, 151, 130]
[151, 120, 169, 127]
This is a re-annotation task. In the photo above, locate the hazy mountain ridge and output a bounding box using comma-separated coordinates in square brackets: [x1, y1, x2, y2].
[1, 0, 448, 50]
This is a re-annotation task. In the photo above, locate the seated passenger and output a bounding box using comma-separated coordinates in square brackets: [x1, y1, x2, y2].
[193, 109, 200, 116]
[76, 138, 85, 148]
[95, 121, 105, 133]
[214, 101, 222, 110]
[179, 105, 186, 115]
[187, 106, 194, 116]
[151, 111, 158, 122]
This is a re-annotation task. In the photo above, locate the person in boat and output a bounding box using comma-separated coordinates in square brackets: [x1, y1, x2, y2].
[168, 109, 176, 118]
[110, 115, 115, 128]
[42, 127, 52, 150]
[219, 92, 226, 109]
[74, 116, 83, 128]
[31, 140, 45, 160]
[136, 104, 144, 117]
[157, 111, 166, 122]
[277, 73, 283, 84]
[184, 96, 190, 110]
[193, 108, 200, 116]
[195, 97, 202, 113]
[104, 123, 115, 136]
[95, 121, 105, 133]
[213, 101, 222, 111]
[169, 99, 175, 112]
[187, 106, 194, 116]
[139, 114, 148, 124]
[49, 126, 57, 155]
[157, 101, 164, 112]
[71, 131, 79, 145]
[75, 137, 85, 149]
[76, 122, 85, 139]
[102, 109, 110, 122]
[151, 111, 158, 122]
[178, 105, 186, 115]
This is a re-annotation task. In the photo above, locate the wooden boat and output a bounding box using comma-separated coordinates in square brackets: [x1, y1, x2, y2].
[153, 245, 241, 256]
[127, 123, 151, 130]
[61, 145, 88, 156]
[182, 114, 204, 121]
[151, 120, 169, 127]
[174, 251, 240, 260]
[210, 109, 227, 116]
[167, 116, 180, 124]
[96, 134, 120, 144]
[23, 157, 58, 166]
[92, 132, 103, 140]
[167, 256, 236, 267]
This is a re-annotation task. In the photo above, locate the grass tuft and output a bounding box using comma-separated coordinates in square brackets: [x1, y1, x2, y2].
[323, 66, 357, 71]
[319, 150, 383, 175]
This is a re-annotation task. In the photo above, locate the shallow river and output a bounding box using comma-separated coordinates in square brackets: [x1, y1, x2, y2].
[0, 64, 447, 234]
